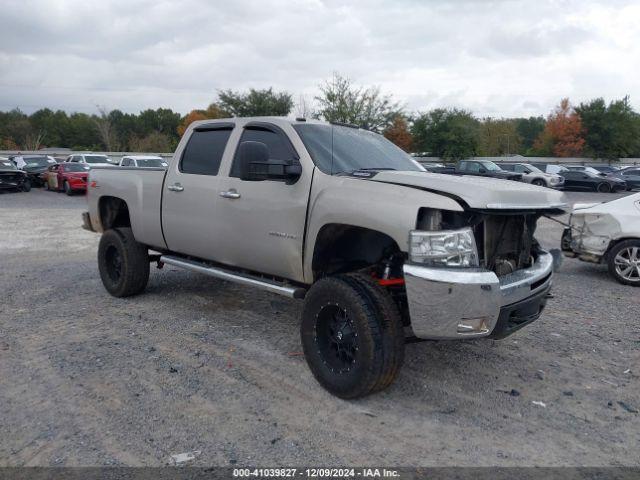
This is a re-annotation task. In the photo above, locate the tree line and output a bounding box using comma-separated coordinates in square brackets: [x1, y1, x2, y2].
[1, 73, 638, 159]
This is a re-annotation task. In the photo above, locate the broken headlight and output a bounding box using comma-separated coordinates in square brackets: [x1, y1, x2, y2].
[409, 228, 479, 267]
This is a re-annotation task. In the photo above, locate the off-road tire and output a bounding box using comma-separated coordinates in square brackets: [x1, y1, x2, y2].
[301, 275, 387, 399]
[607, 239, 640, 286]
[597, 182, 611, 193]
[346, 273, 405, 392]
[98, 228, 149, 297]
[64, 180, 73, 196]
[532, 179, 546, 187]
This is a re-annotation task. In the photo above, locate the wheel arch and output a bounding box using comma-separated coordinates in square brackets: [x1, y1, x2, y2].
[98, 196, 132, 230]
[310, 223, 402, 281]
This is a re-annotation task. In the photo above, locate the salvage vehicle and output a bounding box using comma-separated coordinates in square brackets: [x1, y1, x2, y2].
[0, 157, 30, 192]
[500, 163, 564, 189]
[562, 193, 640, 286]
[560, 170, 627, 193]
[43, 162, 90, 194]
[119, 155, 168, 168]
[10, 155, 57, 187]
[83, 118, 566, 398]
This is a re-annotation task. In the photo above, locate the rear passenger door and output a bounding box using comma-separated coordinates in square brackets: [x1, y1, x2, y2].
[162, 122, 235, 260]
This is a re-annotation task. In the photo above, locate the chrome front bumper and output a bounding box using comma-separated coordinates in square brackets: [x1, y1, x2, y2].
[403, 251, 554, 340]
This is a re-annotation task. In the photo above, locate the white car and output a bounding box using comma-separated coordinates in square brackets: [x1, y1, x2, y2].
[500, 163, 565, 189]
[119, 155, 168, 168]
[66, 154, 116, 168]
[562, 192, 640, 285]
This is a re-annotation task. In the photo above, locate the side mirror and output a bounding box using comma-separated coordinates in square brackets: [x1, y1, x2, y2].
[236, 140, 301, 182]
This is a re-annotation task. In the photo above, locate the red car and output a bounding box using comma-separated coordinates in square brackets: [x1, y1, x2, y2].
[43, 162, 90, 195]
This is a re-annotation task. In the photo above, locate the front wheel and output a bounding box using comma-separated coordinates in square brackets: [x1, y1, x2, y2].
[608, 240, 640, 286]
[597, 182, 611, 193]
[98, 228, 150, 297]
[22, 180, 31, 192]
[301, 275, 404, 398]
[64, 181, 73, 195]
[532, 179, 546, 187]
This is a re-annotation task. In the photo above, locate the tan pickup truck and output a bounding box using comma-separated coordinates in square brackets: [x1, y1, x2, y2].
[83, 117, 567, 398]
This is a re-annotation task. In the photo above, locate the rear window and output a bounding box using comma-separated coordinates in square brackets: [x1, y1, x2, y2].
[84, 155, 110, 164]
[64, 164, 90, 172]
[181, 128, 233, 175]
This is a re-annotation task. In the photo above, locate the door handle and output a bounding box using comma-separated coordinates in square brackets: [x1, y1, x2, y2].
[220, 189, 241, 199]
[167, 183, 184, 192]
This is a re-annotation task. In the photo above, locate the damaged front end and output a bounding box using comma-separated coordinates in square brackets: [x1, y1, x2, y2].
[403, 208, 556, 340]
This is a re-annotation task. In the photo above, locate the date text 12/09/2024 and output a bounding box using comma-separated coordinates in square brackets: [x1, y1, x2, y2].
[233, 468, 400, 478]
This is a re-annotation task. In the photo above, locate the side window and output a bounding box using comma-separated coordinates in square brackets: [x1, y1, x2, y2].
[514, 165, 525, 173]
[467, 162, 481, 173]
[121, 158, 131, 167]
[230, 126, 298, 178]
[180, 128, 232, 175]
[458, 161, 467, 171]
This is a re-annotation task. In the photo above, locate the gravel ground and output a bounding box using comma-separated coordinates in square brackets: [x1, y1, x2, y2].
[0, 188, 638, 467]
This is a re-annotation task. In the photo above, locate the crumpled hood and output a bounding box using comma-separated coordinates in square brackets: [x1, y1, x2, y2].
[371, 171, 568, 211]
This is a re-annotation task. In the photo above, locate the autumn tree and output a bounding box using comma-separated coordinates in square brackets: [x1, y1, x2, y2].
[534, 99, 585, 157]
[477, 118, 521, 156]
[383, 115, 413, 152]
[177, 104, 229, 137]
[314, 73, 402, 133]
[411, 108, 479, 160]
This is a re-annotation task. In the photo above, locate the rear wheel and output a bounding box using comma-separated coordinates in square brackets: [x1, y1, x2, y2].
[98, 228, 150, 297]
[301, 275, 395, 399]
[532, 179, 546, 187]
[597, 182, 611, 193]
[607, 240, 640, 286]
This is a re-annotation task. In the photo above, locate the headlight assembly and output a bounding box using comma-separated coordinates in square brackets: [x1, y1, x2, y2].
[409, 228, 479, 267]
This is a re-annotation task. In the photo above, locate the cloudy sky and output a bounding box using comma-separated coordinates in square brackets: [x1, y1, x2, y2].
[1, 0, 638, 118]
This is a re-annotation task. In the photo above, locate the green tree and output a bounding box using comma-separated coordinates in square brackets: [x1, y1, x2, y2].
[411, 108, 479, 160]
[0, 108, 31, 148]
[576, 96, 640, 159]
[477, 118, 521, 156]
[514, 116, 545, 153]
[314, 73, 402, 133]
[217, 88, 293, 117]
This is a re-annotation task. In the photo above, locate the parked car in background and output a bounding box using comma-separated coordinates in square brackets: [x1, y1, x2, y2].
[0, 157, 30, 192]
[500, 163, 564, 189]
[455, 160, 522, 181]
[542, 164, 569, 175]
[591, 165, 620, 174]
[606, 168, 640, 190]
[419, 162, 455, 173]
[565, 165, 607, 176]
[119, 155, 168, 168]
[66, 154, 115, 168]
[562, 193, 640, 286]
[10, 155, 57, 187]
[560, 170, 627, 192]
[43, 162, 90, 195]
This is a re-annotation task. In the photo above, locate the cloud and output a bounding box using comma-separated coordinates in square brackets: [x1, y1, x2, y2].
[0, 0, 637, 117]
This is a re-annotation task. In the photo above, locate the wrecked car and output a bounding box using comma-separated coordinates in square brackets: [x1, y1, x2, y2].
[83, 118, 567, 398]
[562, 193, 640, 286]
[0, 157, 31, 192]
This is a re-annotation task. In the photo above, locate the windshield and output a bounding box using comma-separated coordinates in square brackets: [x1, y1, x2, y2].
[1, 160, 17, 170]
[65, 164, 90, 172]
[136, 158, 166, 168]
[24, 156, 54, 167]
[84, 155, 110, 164]
[480, 161, 502, 171]
[293, 124, 423, 175]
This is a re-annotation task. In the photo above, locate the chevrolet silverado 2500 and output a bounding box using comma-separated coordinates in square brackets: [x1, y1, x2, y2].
[83, 117, 567, 398]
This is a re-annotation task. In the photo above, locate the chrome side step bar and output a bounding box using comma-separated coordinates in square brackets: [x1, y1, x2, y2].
[160, 255, 307, 299]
